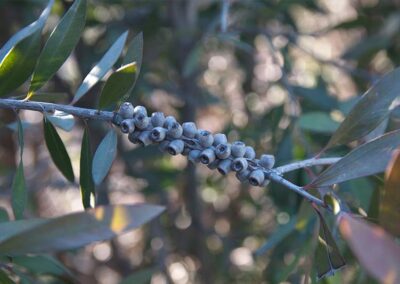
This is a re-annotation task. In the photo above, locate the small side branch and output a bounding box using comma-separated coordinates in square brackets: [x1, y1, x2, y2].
[274, 157, 341, 174]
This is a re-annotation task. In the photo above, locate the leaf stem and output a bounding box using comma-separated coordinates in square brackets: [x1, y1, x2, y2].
[275, 157, 341, 174]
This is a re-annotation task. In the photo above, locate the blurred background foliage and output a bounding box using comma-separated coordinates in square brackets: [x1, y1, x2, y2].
[0, 0, 399, 283]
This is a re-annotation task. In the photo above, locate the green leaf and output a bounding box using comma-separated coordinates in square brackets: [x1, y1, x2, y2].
[43, 118, 74, 182]
[12, 255, 73, 277]
[0, 204, 165, 255]
[92, 129, 117, 185]
[45, 111, 75, 132]
[123, 32, 143, 72]
[298, 112, 340, 134]
[72, 31, 128, 104]
[379, 148, 400, 236]
[0, 0, 53, 62]
[28, 0, 86, 95]
[119, 268, 156, 284]
[311, 130, 400, 187]
[338, 213, 400, 284]
[326, 67, 400, 149]
[98, 62, 137, 109]
[0, 208, 9, 223]
[314, 208, 345, 279]
[80, 128, 95, 209]
[12, 118, 26, 220]
[0, 269, 14, 284]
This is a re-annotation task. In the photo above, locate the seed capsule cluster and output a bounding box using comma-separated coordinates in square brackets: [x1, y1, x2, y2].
[116, 103, 276, 187]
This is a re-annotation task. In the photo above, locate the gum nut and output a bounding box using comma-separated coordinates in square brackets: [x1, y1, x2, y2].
[188, 149, 201, 163]
[164, 116, 177, 129]
[112, 113, 124, 126]
[167, 122, 183, 138]
[217, 159, 232, 175]
[207, 159, 220, 170]
[133, 105, 148, 117]
[167, 139, 185, 155]
[215, 143, 231, 159]
[231, 141, 246, 157]
[231, 157, 248, 172]
[118, 102, 134, 119]
[182, 122, 197, 138]
[197, 130, 214, 147]
[244, 146, 256, 159]
[248, 169, 265, 186]
[158, 140, 170, 152]
[128, 131, 141, 144]
[236, 169, 250, 182]
[134, 113, 150, 129]
[199, 148, 216, 164]
[213, 133, 227, 146]
[182, 147, 191, 156]
[138, 131, 152, 146]
[120, 119, 135, 134]
[260, 154, 275, 169]
[151, 112, 165, 127]
[150, 127, 167, 142]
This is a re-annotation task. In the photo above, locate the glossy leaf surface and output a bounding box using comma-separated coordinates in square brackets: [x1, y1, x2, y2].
[92, 129, 117, 185]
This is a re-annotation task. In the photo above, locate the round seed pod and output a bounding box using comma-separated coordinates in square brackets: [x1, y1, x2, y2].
[207, 159, 220, 170]
[134, 113, 150, 130]
[213, 133, 227, 146]
[167, 139, 185, 155]
[236, 169, 251, 182]
[244, 146, 256, 159]
[259, 154, 275, 169]
[217, 159, 232, 175]
[112, 113, 124, 126]
[118, 102, 134, 119]
[120, 119, 135, 134]
[150, 127, 167, 142]
[248, 169, 265, 186]
[197, 130, 214, 147]
[167, 122, 183, 138]
[182, 147, 191, 156]
[133, 105, 147, 117]
[151, 112, 165, 127]
[158, 140, 170, 153]
[232, 157, 248, 172]
[138, 131, 152, 146]
[215, 143, 231, 159]
[182, 122, 197, 138]
[188, 149, 201, 163]
[128, 131, 141, 144]
[231, 141, 246, 158]
[164, 116, 177, 129]
[200, 148, 216, 164]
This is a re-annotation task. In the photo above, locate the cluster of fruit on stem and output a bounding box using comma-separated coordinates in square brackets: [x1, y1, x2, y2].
[113, 102, 277, 187]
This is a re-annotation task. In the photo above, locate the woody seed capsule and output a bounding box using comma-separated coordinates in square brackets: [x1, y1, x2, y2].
[164, 116, 177, 129]
[182, 122, 197, 138]
[217, 159, 232, 175]
[188, 149, 201, 163]
[232, 157, 248, 172]
[167, 122, 183, 138]
[118, 102, 134, 119]
[151, 112, 165, 127]
[200, 148, 216, 164]
[231, 141, 246, 157]
[207, 159, 220, 170]
[259, 154, 275, 169]
[213, 133, 227, 146]
[244, 146, 256, 159]
[133, 105, 147, 117]
[167, 139, 185, 155]
[236, 169, 251, 182]
[134, 113, 150, 129]
[215, 143, 231, 159]
[128, 131, 141, 144]
[138, 131, 152, 146]
[158, 140, 170, 152]
[248, 169, 265, 186]
[150, 127, 167, 142]
[197, 130, 214, 147]
[120, 119, 135, 134]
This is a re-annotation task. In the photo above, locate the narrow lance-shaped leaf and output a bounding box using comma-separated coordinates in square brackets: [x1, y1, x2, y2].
[311, 129, 400, 187]
[45, 110, 75, 132]
[28, 0, 87, 96]
[0, 204, 165, 255]
[379, 148, 400, 237]
[80, 128, 95, 208]
[338, 213, 400, 284]
[98, 62, 137, 109]
[123, 32, 143, 87]
[11, 255, 74, 278]
[92, 129, 117, 185]
[72, 31, 128, 104]
[326, 67, 400, 149]
[12, 118, 27, 220]
[43, 118, 74, 182]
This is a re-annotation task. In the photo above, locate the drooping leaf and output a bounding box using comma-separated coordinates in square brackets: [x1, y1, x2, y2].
[298, 112, 339, 134]
[12, 118, 26, 220]
[80, 128, 95, 208]
[311, 130, 400, 187]
[72, 31, 128, 104]
[123, 32, 143, 72]
[45, 110, 75, 132]
[379, 148, 400, 236]
[0, 204, 165, 255]
[0, 208, 9, 223]
[338, 213, 400, 284]
[12, 255, 73, 277]
[314, 208, 345, 279]
[326, 67, 400, 149]
[0, 0, 53, 62]
[43, 118, 74, 182]
[92, 129, 117, 185]
[119, 268, 156, 284]
[28, 0, 87, 95]
[98, 62, 137, 109]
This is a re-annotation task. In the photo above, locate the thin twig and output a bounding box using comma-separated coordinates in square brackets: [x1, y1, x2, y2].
[275, 157, 341, 174]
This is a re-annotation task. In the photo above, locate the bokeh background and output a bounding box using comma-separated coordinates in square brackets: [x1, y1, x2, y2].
[1, 0, 399, 283]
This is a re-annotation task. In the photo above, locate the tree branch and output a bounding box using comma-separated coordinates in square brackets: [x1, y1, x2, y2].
[275, 157, 341, 174]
